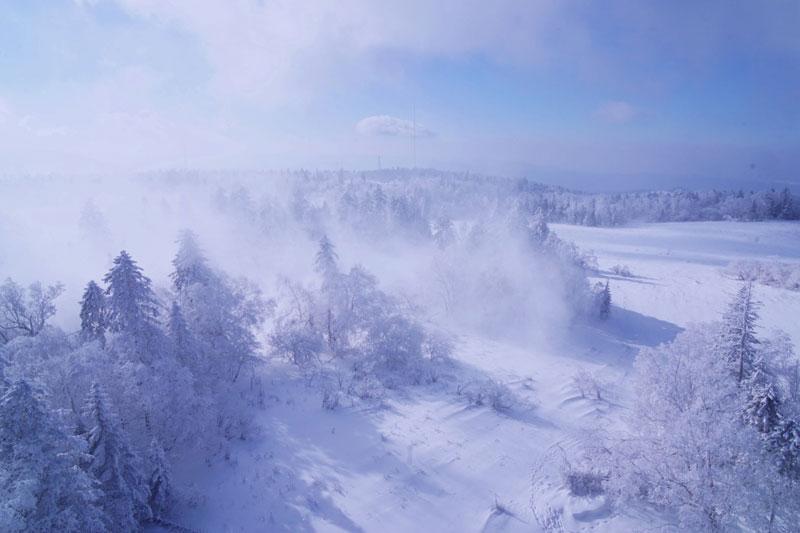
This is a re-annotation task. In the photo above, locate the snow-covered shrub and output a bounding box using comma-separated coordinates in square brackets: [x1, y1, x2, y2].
[610, 264, 633, 277]
[571, 369, 609, 401]
[270, 317, 325, 371]
[346, 373, 387, 402]
[457, 379, 514, 411]
[727, 259, 800, 291]
[321, 386, 343, 410]
[564, 468, 606, 498]
[363, 315, 427, 388]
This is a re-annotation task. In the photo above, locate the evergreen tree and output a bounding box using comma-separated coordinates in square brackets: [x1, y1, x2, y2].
[79, 280, 107, 346]
[103, 250, 160, 354]
[598, 281, 611, 320]
[146, 438, 171, 519]
[721, 282, 760, 382]
[742, 368, 782, 434]
[82, 382, 149, 531]
[167, 301, 192, 365]
[314, 234, 339, 278]
[170, 230, 213, 293]
[0, 380, 107, 532]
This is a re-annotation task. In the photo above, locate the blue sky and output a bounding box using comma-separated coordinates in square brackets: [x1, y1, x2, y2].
[0, 0, 798, 190]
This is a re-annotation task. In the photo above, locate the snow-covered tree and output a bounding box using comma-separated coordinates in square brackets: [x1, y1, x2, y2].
[80, 280, 107, 346]
[597, 281, 611, 320]
[103, 250, 161, 356]
[82, 382, 149, 531]
[146, 438, 171, 519]
[761, 330, 799, 404]
[0, 279, 64, 344]
[314, 234, 339, 278]
[527, 213, 550, 246]
[1, 327, 109, 424]
[742, 360, 783, 435]
[170, 230, 213, 293]
[179, 273, 267, 383]
[167, 301, 193, 365]
[270, 316, 324, 370]
[0, 380, 107, 532]
[432, 215, 456, 249]
[769, 418, 800, 479]
[720, 282, 760, 382]
[607, 325, 797, 531]
[364, 314, 426, 388]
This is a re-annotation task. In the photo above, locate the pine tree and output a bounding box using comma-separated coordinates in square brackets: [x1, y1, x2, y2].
[314, 234, 339, 277]
[167, 301, 192, 365]
[82, 382, 149, 531]
[599, 281, 611, 320]
[721, 282, 761, 382]
[103, 250, 161, 357]
[0, 380, 107, 532]
[146, 438, 171, 519]
[80, 280, 107, 346]
[170, 230, 213, 293]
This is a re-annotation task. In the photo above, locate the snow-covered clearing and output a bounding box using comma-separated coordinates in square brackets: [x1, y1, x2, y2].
[172, 221, 799, 532]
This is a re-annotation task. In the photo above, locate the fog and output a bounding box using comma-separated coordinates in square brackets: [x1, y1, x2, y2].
[0, 173, 579, 350]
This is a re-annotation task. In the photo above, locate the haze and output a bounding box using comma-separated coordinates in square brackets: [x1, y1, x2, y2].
[1, 0, 798, 190]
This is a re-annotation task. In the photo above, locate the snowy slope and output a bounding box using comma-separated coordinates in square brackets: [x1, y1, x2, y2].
[171, 221, 800, 533]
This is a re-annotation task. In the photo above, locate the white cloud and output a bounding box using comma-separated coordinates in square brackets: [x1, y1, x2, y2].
[99, 0, 562, 103]
[356, 115, 434, 138]
[595, 101, 638, 123]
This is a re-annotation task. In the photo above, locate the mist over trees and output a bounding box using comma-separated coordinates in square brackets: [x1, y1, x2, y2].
[208, 169, 798, 233]
[0, 235, 271, 530]
[0, 169, 797, 531]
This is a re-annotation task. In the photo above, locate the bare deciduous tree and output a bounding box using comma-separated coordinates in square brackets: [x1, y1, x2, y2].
[0, 279, 64, 343]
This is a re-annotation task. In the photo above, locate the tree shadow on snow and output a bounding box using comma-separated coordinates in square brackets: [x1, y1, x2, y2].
[243, 373, 455, 532]
[604, 306, 683, 348]
[564, 307, 683, 369]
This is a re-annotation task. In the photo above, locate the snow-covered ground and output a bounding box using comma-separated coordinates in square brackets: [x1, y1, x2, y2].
[170, 221, 799, 532]
[554, 221, 800, 345]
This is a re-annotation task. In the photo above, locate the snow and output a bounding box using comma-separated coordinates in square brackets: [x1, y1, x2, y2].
[169, 220, 799, 532]
[553, 221, 800, 345]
